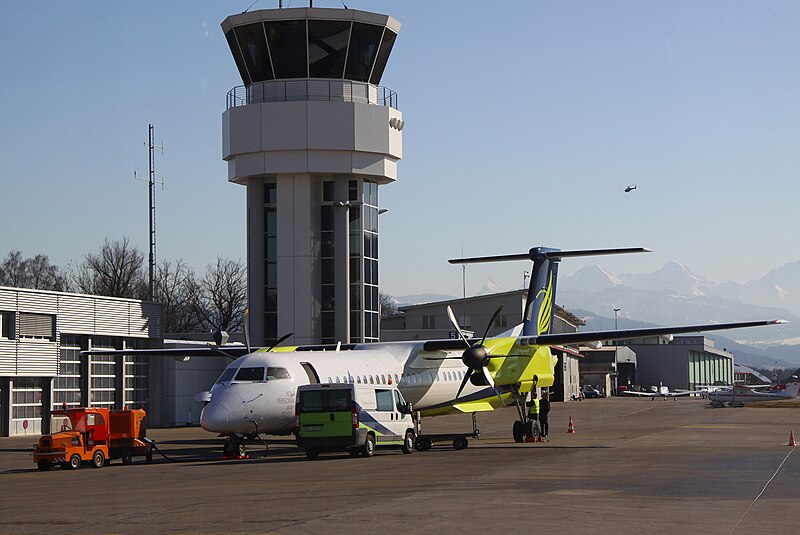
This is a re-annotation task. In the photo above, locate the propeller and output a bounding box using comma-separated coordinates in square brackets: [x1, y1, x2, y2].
[266, 332, 294, 352]
[243, 308, 252, 353]
[446, 305, 505, 403]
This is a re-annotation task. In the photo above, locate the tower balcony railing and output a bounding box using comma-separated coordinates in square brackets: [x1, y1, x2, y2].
[226, 79, 398, 110]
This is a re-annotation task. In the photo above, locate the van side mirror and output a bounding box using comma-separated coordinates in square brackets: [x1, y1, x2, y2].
[404, 402, 413, 415]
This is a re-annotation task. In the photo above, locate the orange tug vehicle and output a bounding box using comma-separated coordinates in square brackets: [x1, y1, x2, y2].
[33, 407, 153, 471]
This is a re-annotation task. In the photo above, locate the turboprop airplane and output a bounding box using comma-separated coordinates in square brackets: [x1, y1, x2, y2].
[707, 374, 800, 407]
[623, 383, 701, 400]
[85, 246, 786, 457]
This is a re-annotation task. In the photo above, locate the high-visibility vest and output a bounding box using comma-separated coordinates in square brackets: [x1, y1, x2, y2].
[528, 398, 540, 417]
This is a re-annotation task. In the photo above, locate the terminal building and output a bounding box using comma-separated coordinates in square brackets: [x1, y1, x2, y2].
[221, 7, 403, 347]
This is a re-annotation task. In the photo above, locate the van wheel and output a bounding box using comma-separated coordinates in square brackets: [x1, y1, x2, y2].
[402, 431, 415, 454]
[68, 454, 82, 470]
[362, 434, 376, 457]
[37, 461, 51, 471]
[91, 450, 105, 468]
[305, 448, 319, 460]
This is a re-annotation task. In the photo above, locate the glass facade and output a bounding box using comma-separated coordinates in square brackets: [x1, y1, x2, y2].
[264, 182, 278, 344]
[54, 335, 82, 409]
[226, 19, 395, 84]
[320, 181, 336, 344]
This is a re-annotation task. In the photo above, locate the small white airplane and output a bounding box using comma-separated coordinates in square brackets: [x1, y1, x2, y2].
[707, 373, 800, 407]
[86, 245, 786, 457]
[623, 383, 701, 401]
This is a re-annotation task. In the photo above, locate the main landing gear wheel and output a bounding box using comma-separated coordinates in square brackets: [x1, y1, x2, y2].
[524, 420, 539, 441]
[513, 420, 525, 443]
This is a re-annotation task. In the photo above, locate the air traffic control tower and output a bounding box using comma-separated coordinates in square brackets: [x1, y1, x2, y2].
[222, 8, 402, 346]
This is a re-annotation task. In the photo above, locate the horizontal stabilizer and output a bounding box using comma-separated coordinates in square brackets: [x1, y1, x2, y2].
[449, 247, 652, 264]
[525, 319, 787, 347]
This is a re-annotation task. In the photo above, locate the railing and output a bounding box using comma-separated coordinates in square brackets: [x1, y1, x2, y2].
[226, 80, 398, 110]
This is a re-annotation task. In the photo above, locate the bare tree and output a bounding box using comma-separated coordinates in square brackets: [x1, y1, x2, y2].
[379, 292, 399, 317]
[72, 238, 147, 299]
[191, 257, 247, 332]
[155, 259, 203, 333]
[0, 250, 66, 291]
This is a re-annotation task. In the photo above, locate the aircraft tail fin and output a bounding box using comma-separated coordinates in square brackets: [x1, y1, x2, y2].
[449, 246, 651, 336]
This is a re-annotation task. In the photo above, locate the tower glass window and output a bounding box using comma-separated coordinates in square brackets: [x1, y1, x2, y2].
[234, 23, 274, 82]
[308, 20, 351, 78]
[264, 182, 278, 343]
[345, 23, 384, 82]
[265, 20, 308, 79]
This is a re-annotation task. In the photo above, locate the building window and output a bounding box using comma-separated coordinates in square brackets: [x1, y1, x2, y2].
[321, 199, 336, 344]
[0, 311, 13, 339]
[264, 181, 278, 344]
[422, 315, 435, 330]
[18, 312, 55, 341]
[12, 378, 43, 420]
[54, 342, 82, 409]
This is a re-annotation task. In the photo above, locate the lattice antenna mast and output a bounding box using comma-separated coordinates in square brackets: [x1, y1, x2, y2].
[146, 124, 164, 302]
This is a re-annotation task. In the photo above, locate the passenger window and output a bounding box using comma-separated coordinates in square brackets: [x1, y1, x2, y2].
[356, 376, 361, 384]
[394, 374, 399, 384]
[266, 367, 290, 380]
[376, 389, 393, 411]
[394, 390, 405, 412]
[380, 374, 386, 384]
[369, 376, 374, 384]
[216, 367, 237, 384]
[335, 376, 340, 383]
[235, 367, 265, 381]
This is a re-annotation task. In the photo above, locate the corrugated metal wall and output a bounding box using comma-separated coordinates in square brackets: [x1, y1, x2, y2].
[0, 287, 162, 378]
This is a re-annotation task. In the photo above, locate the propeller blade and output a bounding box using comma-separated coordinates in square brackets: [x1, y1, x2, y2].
[479, 305, 504, 346]
[456, 368, 473, 399]
[446, 305, 471, 348]
[243, 308, 252, 353]
[267, 332, 294, 352]
[481, 367, 504, 406]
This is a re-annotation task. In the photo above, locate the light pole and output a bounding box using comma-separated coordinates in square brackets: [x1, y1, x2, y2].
[613, 307, 621, 394]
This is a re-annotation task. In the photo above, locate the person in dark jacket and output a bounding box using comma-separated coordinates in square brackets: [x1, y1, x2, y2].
[539, 390, 551, 440]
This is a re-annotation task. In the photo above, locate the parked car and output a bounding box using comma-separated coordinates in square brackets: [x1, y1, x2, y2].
[582, 385, 603, 398]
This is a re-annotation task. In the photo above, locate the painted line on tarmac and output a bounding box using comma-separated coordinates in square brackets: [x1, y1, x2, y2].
[621, 406, 657, 418]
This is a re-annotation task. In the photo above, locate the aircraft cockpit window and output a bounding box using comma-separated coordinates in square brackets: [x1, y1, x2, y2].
[216, 367, 238, 384]
[235, 367, 265, 381]
[266, 367, 290, 380]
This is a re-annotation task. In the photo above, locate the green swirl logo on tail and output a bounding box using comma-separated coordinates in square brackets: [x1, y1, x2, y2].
[536, 272, 553, 335]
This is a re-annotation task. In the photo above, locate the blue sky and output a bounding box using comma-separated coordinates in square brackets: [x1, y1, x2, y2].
[2, 1, 799, 298]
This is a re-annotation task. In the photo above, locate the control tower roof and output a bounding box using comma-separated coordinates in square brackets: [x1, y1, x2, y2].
[222, 8, 401, 86]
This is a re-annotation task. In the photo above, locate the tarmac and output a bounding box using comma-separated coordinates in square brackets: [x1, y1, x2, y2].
[1, 396, 799, 534]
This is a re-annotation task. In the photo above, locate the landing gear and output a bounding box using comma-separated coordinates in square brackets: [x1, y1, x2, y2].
[513, 420, 525, 443]
[223, 436, 248, 459]
[510, 386, 532, 442]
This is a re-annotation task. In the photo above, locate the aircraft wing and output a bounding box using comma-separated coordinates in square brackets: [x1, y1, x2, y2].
[525, 319, 786, 347]
[82, 346, 256, 359]
[622, 390, 659, 397]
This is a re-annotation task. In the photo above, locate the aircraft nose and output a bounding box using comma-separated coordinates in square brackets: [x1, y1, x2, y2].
[201, 388, 246, 433]
[200, 399, 230, 433]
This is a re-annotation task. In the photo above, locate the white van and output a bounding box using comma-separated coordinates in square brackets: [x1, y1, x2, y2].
[295, 383, 415, 459]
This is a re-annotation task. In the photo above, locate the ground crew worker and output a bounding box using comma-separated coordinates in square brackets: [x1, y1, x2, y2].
[539, 390, 551, 440]
[527, 393, 540, 423]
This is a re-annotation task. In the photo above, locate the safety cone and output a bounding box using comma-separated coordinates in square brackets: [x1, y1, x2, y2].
[567, 416, 575, 433]
[788, 431, 796, 447]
